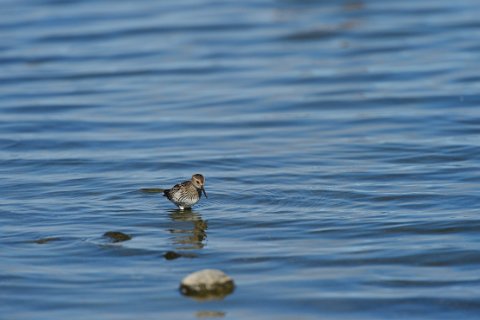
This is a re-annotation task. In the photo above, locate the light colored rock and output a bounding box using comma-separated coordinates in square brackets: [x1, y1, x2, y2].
[180, 269, 235, 298]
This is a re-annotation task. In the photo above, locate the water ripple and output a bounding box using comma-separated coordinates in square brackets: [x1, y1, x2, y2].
[2, 0, 480, 319]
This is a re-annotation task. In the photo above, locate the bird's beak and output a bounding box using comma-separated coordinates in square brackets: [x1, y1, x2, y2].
[201, 187, 208, 198]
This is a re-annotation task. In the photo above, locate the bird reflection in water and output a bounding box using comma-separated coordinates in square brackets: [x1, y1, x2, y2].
[168, 209, 208, 251]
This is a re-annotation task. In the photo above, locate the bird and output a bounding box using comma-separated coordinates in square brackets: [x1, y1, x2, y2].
[163, 174, 208, 210]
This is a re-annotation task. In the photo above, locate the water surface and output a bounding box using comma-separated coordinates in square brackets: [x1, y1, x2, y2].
[1, 0, 480, 319]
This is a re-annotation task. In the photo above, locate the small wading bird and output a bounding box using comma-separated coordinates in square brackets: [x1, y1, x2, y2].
[163, 174, 208, 210]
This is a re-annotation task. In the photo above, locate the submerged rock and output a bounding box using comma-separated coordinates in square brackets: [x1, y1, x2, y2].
[164, 251, 182, 260]
[180, 269, 235, 299]
[103, 231, 132, 243]
[140, 188, 165, 193]
[196, 311, 226, 318]
[33, 237, 61, 244]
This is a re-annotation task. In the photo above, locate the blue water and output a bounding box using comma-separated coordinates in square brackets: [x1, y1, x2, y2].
[2, 0, 480, 319]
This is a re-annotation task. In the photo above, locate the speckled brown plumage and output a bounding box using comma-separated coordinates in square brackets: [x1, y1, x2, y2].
[163, 174, 207, 210]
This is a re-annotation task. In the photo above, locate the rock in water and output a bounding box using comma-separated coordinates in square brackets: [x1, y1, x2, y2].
[164, 251, 182, 260]
[33, 237, 61, 244]
[103, 231, 132, 243]
[180, 269, 235, 299]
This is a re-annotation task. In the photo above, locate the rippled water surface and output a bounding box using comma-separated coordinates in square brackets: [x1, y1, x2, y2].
[2, 0, 480, 319]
